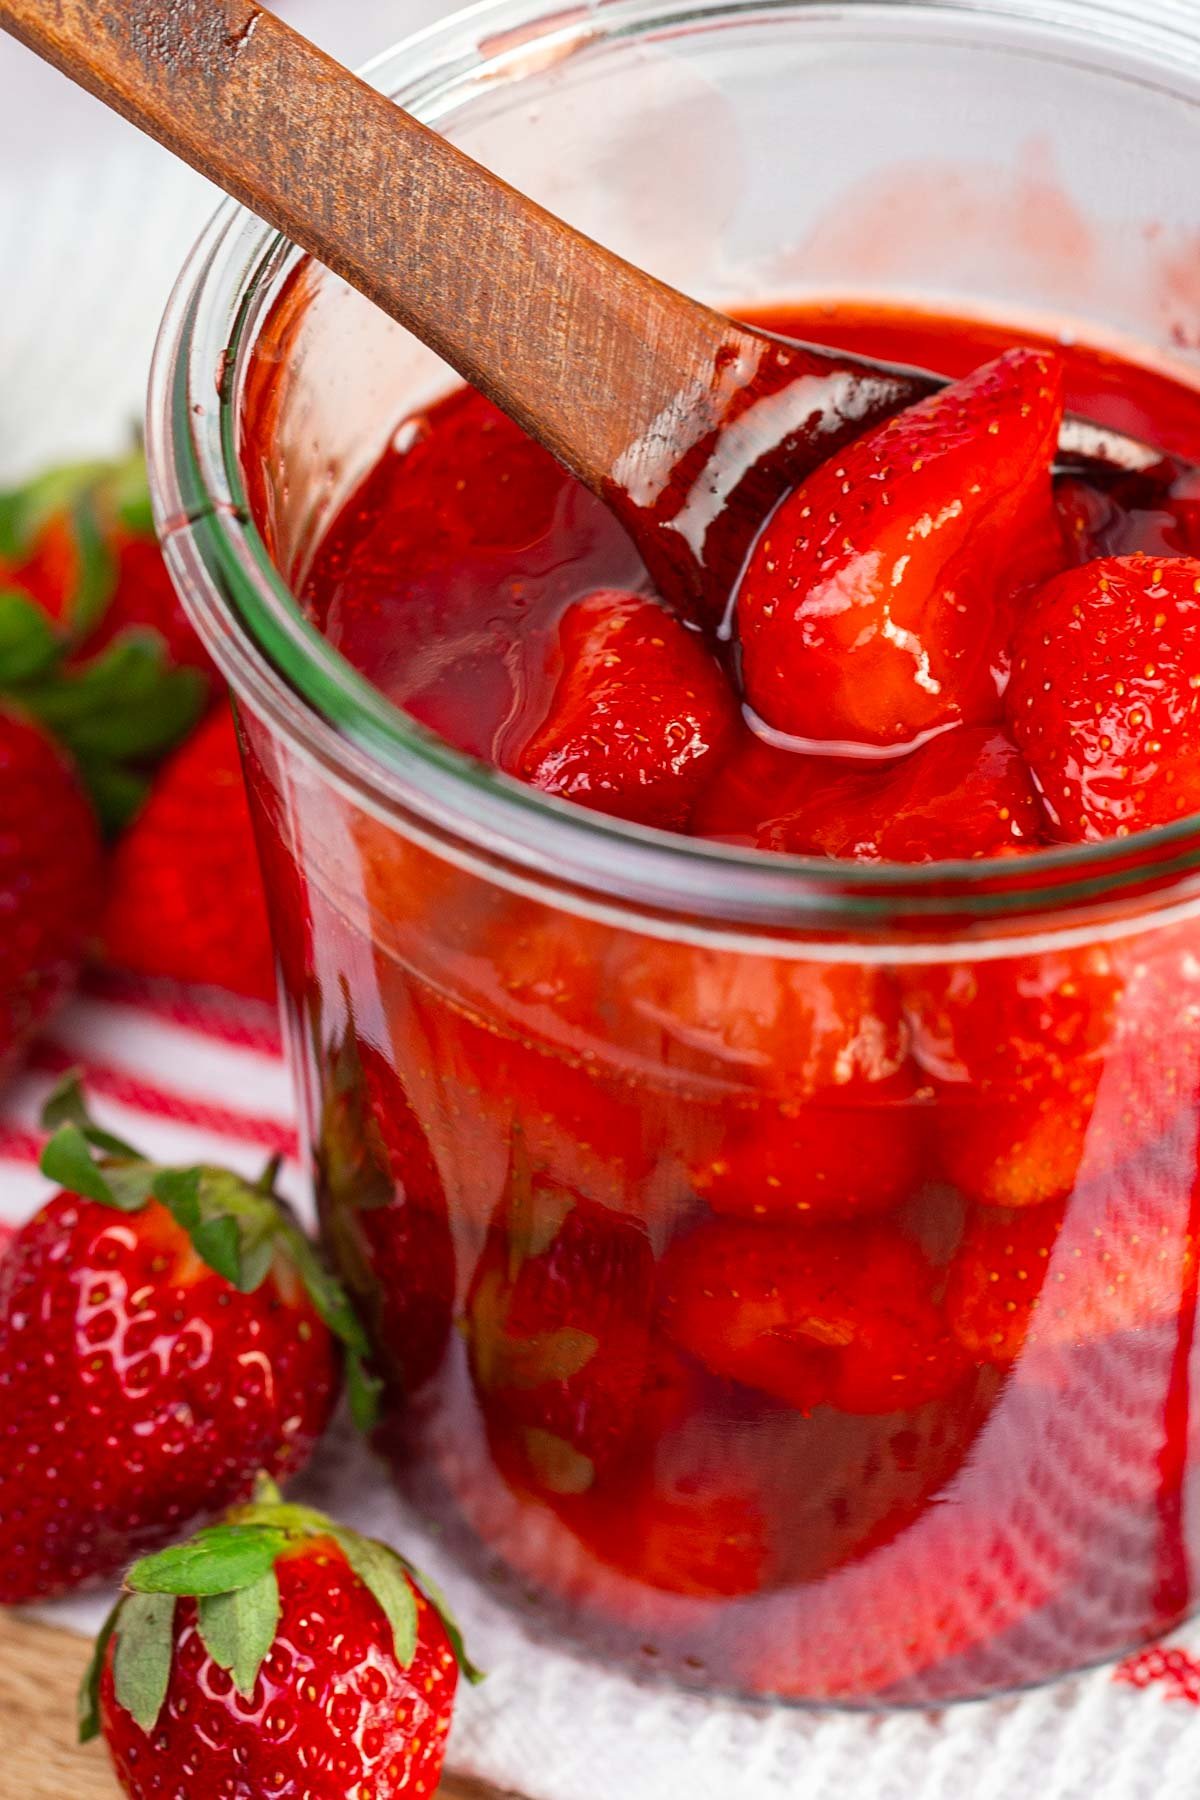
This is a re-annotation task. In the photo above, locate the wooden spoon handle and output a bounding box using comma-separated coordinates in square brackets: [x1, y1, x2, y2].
[0, 0, 758, 493]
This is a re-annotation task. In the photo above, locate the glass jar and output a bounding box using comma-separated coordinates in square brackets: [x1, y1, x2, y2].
[149, 0, 1200, 1704]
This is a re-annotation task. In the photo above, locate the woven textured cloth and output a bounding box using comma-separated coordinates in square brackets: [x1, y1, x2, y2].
[4, 3, 1200, 1791]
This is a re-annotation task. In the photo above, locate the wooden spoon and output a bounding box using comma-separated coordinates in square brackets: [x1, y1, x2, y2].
[0, 0, 1180, 625]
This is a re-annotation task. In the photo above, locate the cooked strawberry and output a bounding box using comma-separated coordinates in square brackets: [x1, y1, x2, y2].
[567, 1410, 772, 1600]
[0, 452, 211, 674]
[511, 588, 737, 828]
[902, 945, 1123, 1092]
[0, 708, 102, 1079]
[468, 1187, 655, 1496]
[0, 1081, 371, 1603]
[947, 1172, 1200, 1364]
[691, 1089, 922, 1223]
[101, 703, 276, 1000]
[316, 1025, 455, 1396]
[737, 349, 1065, 747]
[689, 727, 813, 844]
[761, 727, 1047, 860]
[1007, 554, 1200, 839]
[907, 930, 1200, 1208]
[660, 1219, 967, 1415]
[388, 982, 662, 1229]
[567, 1362, 991, 1602]
[615, 941, 912, 1096]
[83, 1481, 478, 1798]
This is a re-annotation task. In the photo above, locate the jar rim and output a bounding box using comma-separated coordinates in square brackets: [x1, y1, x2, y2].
[147, 0, 1200, 942]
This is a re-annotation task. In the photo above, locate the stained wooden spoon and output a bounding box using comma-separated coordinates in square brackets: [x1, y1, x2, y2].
[0, 0, 1180, 625]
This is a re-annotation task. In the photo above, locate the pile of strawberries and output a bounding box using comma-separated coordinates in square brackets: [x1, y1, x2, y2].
[0, 457, 477, 1796]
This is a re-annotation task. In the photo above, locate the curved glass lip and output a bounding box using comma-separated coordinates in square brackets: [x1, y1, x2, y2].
[148, 0, 1200, 935]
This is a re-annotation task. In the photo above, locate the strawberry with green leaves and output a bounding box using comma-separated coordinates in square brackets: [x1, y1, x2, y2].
[0, 450, 211, 676]
[0, 1079, 376, 1604]
[82, 1478, 480, 1800]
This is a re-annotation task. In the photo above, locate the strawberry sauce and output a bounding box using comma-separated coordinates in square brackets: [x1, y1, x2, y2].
[261, 302, 1200, 1702]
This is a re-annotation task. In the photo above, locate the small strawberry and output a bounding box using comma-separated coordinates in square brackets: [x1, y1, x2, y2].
[660, 1219, 967, 1416]
[0, 451, 211, 675]
[1006, 553, 1200, 839]
[81, 1478, 480, 1797]
[736, 349, 1065, 747]
[761, 727, 1047, 860]
[102, 703, 277, 1000]
[467, 1179, 655, 1499]
[511, 588, 737, 828]
[316, 1021, 456, 1397]
[0, 1078, 375, 1603]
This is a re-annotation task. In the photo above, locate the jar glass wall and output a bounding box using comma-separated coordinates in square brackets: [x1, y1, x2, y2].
[150, 0, 1200, 1703]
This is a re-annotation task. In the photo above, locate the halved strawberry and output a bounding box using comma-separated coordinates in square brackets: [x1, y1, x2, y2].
[467, 1186, 655, 1497]
[511, 588, 737, 828]
[659, 1219, 967, 1415]
[1006, 553, 1200, 839]
[761, 727, 1047, 860]
[736, 349, 1065, 747]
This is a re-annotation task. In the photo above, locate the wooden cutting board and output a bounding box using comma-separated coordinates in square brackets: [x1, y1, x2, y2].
[0, 1612, 517, 1799]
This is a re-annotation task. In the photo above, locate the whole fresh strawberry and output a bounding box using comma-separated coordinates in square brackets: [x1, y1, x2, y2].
[736, 348, 1065, 747]
[1006, 553, 1200, 839]
[0, 1079, 375, 1604]
[81, 1478, 480, 1799]
[512, 588, 737, 828]
[0, 450, 212, 675]
[102, 703, 277, 1000]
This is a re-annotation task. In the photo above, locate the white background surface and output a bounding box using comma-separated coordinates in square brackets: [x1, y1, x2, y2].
[5, 2, 1200, 1795]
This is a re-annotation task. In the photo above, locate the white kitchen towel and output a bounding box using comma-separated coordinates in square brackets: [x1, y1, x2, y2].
[3, 973, 1200, 1800]
[5, 2, 1200, 1792]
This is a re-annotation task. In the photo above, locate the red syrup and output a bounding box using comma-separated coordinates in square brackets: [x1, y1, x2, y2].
[241, 300, 1200, 1702]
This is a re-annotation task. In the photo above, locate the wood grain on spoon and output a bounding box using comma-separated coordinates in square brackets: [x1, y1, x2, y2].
[0, 0, 927, 617]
